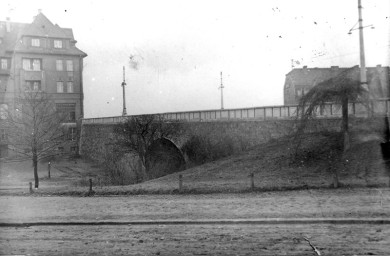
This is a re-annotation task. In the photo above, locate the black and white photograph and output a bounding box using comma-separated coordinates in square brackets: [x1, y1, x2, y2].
[0, 0, 389, 255]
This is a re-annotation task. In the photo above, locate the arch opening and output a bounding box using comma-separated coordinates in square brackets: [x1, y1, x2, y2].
[146, 138, 186, 179]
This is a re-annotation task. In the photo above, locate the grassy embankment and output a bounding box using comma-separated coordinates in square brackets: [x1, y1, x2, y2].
[1, 130, 388, 196]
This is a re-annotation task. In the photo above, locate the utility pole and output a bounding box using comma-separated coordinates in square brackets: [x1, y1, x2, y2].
[121, 66, 127, 116]
[358, 0, 368, 92]
[219, 71, 224, 110]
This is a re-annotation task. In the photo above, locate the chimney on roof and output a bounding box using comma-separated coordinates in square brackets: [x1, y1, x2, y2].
[38, 9, 42, 14]
[331, 66, 339, 69]
[376, 64, 382, 68]
[5, 17, 10, 32]
[303, 66, 307, 69]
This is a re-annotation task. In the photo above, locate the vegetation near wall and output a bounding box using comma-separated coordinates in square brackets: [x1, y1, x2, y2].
[80, 118, 342, 184]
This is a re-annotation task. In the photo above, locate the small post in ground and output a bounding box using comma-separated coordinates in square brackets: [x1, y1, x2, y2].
[179, 174, 183, 192]
[48, 162, 51, 179]
[333, 172, 339, 188]
[250, 173, 255, 191]
[29, 182, 33, 193]
[89, 178, 93, 193]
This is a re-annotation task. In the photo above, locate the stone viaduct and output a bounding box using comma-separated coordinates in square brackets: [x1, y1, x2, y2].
[79, 99, 390, 181]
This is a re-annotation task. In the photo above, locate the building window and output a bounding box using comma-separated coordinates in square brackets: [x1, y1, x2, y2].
[56, 60, 63, 71]
[22, 59, 29, 70]
[22, 58, 41, 71]
[25, 80, 41, 91]
[69, 127, 76, 141]
[54, 40, 63, 48]
[67, 82, 74, 93]
[56, 103, 76, 122]
[296, 89, 302, 97]
[1, 59, 8, 69]
[31, 38, 40, 47]
[57, 81, 64, 93]
[66, 60, 73, 71]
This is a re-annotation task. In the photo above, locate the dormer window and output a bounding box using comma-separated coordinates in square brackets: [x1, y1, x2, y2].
[54, 40, 63, 49]
[31, 38, 40, 47]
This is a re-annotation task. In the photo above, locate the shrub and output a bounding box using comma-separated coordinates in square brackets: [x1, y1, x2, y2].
[182, 135, 236, 165]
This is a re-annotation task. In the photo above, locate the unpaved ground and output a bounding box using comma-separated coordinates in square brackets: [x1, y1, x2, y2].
[1, 224, 389, 255]
[1, 189, 390, 255]
[1, 188, 390, 223]
[1, 132, 390, 196]
[0, 158, 106, 191]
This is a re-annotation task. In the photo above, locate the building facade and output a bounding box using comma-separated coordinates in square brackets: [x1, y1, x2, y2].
[284, 65, 390, 105]
[0, 12, 87, 157]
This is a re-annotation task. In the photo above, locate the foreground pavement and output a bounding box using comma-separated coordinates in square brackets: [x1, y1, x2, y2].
[1, 188, 390, 255]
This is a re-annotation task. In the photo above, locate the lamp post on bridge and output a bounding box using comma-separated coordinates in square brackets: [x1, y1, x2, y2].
[219, 71, 224, 110]
[121, 66, 127, 116]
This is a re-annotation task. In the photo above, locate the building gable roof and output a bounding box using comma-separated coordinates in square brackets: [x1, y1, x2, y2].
[0, 13, 86, 57]
[20, 13, 70, 39]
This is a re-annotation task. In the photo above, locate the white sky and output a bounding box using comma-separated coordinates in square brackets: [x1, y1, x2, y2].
[1, 0, 389, 118]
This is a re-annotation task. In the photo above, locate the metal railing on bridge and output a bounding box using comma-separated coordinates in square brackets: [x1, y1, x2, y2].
[82, 98, 390, 125]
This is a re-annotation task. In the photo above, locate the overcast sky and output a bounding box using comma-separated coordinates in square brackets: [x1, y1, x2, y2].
[1, 0, 389, 118]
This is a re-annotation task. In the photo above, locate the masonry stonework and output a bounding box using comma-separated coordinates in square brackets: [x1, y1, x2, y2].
[80, 117, 375, 183]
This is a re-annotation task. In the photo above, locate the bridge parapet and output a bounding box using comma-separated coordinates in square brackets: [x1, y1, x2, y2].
[82, 99, 390, 125]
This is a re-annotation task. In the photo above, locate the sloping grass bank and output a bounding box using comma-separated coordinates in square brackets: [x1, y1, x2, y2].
[3, 131, 389, 196]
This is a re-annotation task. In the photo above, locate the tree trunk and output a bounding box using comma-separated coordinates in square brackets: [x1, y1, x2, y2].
[33, 153, 39, 188]
[136, 157, 146, 182]
[342, 96, 350, 152]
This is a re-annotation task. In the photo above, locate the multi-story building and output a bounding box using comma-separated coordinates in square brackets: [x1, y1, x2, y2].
[284, 65, 390, 105]
[0, 11, 87, 158]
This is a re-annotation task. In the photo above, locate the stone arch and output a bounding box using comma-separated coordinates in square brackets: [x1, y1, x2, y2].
[145, 137, 186, 179]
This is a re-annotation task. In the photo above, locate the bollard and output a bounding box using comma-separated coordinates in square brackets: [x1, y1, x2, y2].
[179, 174, 183, 192]
[29, 182, 33, 193]
[250, 173, 255, 191]
[48, 162, 51, 179]
[333, 173, 339, 188]
[89, 178, 93, 193]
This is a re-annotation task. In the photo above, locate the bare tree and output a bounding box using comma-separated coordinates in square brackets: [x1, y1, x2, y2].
[294, 66, 369, 187]
[5, 91, 68, 188]
[295, 66, 368, 150]
[114, 115, 182, 179]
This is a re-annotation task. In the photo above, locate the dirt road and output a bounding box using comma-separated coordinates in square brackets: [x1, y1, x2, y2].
[1, 188, 390, 255]
[1, 223, 390, 255]
[1, 188, 390, 223]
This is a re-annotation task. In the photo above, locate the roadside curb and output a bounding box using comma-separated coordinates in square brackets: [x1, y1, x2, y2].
[1, 218, 390, 227]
